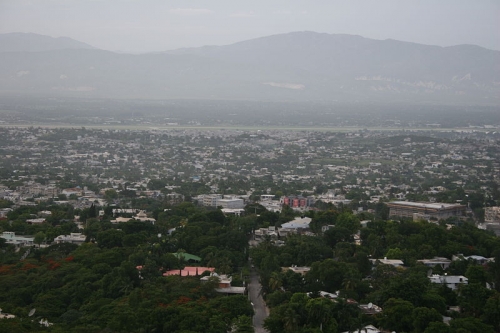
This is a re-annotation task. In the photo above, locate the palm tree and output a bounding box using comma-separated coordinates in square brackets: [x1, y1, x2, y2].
[269, 272, 283, 292]
[306, 298, 334, 331]
[283, 307, 299, 332]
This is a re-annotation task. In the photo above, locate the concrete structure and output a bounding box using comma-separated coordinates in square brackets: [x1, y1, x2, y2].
[429, 274, 468, 290]
[53, 233, 86, 245]
[202, 194, 222, 207]
[387, 201, 465, 220]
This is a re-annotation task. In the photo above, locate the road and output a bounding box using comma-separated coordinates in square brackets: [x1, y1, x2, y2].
[248, 267, 269, 333]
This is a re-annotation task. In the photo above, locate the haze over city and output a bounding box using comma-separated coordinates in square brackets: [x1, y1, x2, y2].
[0, 2, 500, 333]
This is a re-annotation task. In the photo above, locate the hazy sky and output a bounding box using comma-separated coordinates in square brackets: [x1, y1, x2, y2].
[1, 0, 499, 53]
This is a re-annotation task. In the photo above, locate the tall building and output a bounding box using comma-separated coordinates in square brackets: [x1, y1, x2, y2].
[281, 195, 315, 208]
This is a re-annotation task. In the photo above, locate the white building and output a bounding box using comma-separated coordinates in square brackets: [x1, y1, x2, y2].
[0, 231, 34, 247]
[111, 210, 156, 224]
[216, 198, 244, 209]
[53, 233, 86, 245]
[280, 217, 312, 230]
[429, 274, 468, 290]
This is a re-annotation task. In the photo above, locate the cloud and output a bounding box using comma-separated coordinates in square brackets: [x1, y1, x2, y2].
[229, 11, 255, 18]
[169, 8, 214, 16]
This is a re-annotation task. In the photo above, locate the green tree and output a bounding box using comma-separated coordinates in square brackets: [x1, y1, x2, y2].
[378, 298, 414, 333]
[482, 293, 500, 332]
[232, 315, 254, 333]
[96, 229, 125, 249]
[412, 307, 443, 333]
[449, 317, 494, 333]
[34, 231, 46, 248]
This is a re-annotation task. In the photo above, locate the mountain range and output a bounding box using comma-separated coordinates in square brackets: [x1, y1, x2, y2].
[0, 31, 498, 105]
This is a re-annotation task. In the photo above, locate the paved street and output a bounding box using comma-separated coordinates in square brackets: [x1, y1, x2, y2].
[248, 267, 269, 333]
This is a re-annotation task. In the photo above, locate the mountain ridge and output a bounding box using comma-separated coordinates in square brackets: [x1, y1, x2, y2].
[0, 31, 498, 105]
[0, 32, 96, 53]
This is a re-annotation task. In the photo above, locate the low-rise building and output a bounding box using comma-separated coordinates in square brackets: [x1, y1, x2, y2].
[163, 266, 215, 277]
[282, 265, 311, 276]
[370, 257, 404, 267]
[429, 274, 468, 290]
[200, 273, 246, 295]
[417, 257, 452, 270]
[0, 231, 34, 247]
[111, 210, 155, 224]
[53, 233, 86, 245]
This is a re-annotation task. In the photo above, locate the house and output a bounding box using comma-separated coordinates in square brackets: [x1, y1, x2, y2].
[452, 254, 494, 265]
[254, 226, 278, 240]
[429, 274, 468, 290]
[0, 308, 15, 319]
[370, 257, 404, 267]
[221, 208, 245, 217]
[200, 273, 246, 295]
[321, 225, 335, 233]
[283, 265, 311, 276]
[111, 210, 155, 224]
[417, 257, 452, 270]
[278, 216, 312, 236]
[359, 303, 383, 315]
[26, 218, 46, 225]
[163, 266, 215, 277]
[342, 325, 381, 333]
[0, 208, 12, 219]
[307, 290, 339, 300]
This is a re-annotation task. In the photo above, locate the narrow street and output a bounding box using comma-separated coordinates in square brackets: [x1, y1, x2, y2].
[248, 266, 269, 333]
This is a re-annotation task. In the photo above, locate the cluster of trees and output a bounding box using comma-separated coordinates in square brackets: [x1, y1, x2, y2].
[2, 193, 500, 332]
[0, 202, 255, 332]
[250, 208, 500, 333]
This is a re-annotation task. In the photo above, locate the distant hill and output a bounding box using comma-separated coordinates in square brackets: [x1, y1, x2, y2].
[0, 32, 96, 53]
[0, 31, 498, 105]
